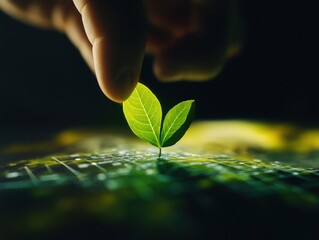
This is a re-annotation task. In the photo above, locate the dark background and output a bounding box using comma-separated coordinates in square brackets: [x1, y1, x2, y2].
[0, 1, 317, 130]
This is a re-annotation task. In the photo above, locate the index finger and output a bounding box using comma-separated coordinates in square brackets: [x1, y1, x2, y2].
[73, 0, 146, 102]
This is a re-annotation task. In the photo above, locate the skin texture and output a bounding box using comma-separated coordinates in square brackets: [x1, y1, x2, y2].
[0, 0, 242, 102]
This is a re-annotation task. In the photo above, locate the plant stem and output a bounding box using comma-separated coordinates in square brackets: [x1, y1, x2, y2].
[158, 148, 162, 158]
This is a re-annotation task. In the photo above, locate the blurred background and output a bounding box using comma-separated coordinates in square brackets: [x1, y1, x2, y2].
[0, 1, 317, 131]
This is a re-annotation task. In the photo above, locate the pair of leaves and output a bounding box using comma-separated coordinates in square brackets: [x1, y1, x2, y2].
[123, 83, 195, 155]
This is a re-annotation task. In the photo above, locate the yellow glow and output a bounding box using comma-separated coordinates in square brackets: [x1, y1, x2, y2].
[180, 121, 292, 151]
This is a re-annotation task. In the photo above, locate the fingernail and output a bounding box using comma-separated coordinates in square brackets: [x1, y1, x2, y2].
[116, 68, 135, 101]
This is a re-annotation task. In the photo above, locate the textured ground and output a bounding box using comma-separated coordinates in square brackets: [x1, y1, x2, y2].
[1, 121, 319, 239]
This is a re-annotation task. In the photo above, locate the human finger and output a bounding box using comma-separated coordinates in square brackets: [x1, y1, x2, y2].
[73, 0, 146, 102]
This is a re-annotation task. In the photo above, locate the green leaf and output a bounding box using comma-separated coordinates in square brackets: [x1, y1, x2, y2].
[123, 83, 162, 147]
[160, 100, 195, 147]
[123, 83, 196, 157]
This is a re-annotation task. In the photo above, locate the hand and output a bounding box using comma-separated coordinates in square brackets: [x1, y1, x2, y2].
[0, 0, 242, 102]
[144, 0, 242, 82]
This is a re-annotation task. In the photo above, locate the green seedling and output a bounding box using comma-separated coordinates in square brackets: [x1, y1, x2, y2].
[123, 83, 195, 158]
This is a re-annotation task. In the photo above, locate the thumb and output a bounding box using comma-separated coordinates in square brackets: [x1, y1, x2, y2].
[73, 0, 146, 102]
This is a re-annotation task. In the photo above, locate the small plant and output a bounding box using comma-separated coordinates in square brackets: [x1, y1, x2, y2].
[123, 83, 195, 158]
